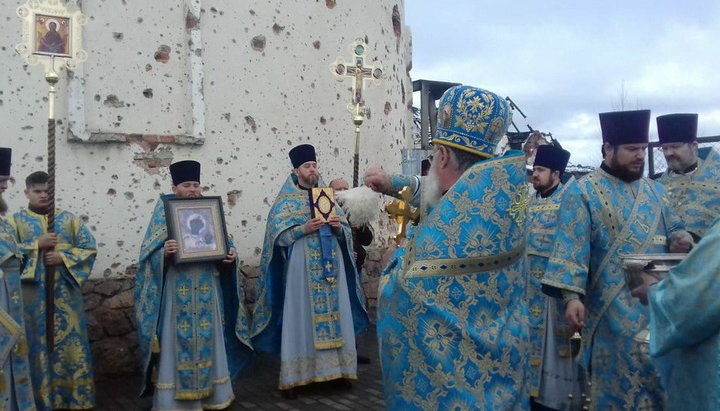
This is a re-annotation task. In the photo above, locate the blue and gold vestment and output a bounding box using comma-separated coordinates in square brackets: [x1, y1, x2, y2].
[8, 209, 96, 410]
[378, 151, 530, 410]
[542, 168, 685, 410]
[656, 147, 720, 240]
[648, 217, 720, 410]
[135, 195, 252, 400]
[525, 181, 583, 409]
[0, 219, 35, 411]
[251, 174, 368, 358]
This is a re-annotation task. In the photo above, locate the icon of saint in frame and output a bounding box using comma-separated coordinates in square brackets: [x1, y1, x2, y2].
[34, 14, 71, 57]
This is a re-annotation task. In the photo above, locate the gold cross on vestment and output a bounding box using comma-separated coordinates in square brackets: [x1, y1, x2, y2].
[310, 262, 323, 274]
[199, 318, 211, 331]
[530, 306, 543, 317]
[178, 321, 191, 333]
[178, 284, 190, 297]
[310, 250, 322, 261]
[199, 284, 211, 295]
[386, 186, 420, 245]
[11, 293, 20, 304]
[315, 295, 327, 308]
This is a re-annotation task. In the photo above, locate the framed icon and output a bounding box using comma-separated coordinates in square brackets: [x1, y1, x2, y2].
[16, 0, 88, 72]
[164, 196, 229, 264]
[34, 14, 71, 57]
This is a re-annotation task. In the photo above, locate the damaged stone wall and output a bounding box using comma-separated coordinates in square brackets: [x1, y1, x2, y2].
[1, 0, 413, 275]
[1, 0, 412, 377]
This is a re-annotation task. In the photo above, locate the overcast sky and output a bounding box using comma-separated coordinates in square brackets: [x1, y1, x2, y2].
[405, 1, 720, 166]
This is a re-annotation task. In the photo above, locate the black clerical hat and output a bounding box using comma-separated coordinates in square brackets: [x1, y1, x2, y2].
[599, 110, 651, 145]
[534, 144, 571, 175]
[657, 113, 698, 144]
[0, 147, 11, 176]
[169, 160, 201, 185]
[289, 144, 316, 168]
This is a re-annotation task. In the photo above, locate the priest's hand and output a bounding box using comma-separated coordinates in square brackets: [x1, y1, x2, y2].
[221, 248, 237, 264]
[163, 240, 178, 258]
[328, 215, 342, 233]
[630, 272, 660, 306]
[303, 217, 324, 234]
[565, 299, 585, 330]
[364, 168, 390, 193]
[44, 251, 63, 267]
[38, 233, 58, 250]
[669, 231, 693, 253]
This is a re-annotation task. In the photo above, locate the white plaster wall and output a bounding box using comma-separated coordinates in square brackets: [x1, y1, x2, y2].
[0, 0, 413, 277]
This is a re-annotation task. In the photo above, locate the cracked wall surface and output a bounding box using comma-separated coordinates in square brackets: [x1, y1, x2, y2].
[1, 0, 413, 278]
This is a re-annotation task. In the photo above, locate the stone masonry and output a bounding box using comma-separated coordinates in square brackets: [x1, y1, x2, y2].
[84, 241, 388, 379]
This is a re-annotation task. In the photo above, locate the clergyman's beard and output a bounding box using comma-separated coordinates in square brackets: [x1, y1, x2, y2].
[610, 156, 644, 182]
[421, 169, 443, 210]
[299, 174, 318, 188]
[532, 177, 553, 193]
[0, 195, 7, 216]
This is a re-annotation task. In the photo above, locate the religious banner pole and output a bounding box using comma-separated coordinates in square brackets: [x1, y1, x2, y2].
[331, 38, 383, 187]
[45, 62, 59, 352]
[16, 0, 88, 353]
[351, 104, 364, 187]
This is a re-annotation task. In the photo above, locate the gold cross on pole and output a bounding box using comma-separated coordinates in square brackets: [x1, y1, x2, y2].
[385, 186, 420, 245]
[331, 38, 383, 106]
[331, 38, 383, 187]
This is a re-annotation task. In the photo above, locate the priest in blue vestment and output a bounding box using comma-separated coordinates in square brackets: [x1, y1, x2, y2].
[541, 110, 692, 410]
[365, 85, 530, 410]
[654, 113, 720, 241]
[135, 160, 252, 410]
[0, 147, 36, 411]
[8, 171, 96, 410]
[526, 144, 584, 410]
[631, 217, 720, 410]
[251, 144, 369, 399]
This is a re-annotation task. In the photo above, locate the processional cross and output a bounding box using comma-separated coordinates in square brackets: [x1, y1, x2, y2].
[385, 186, 420, 245]
[16, 0, 88, 353]
[330, 38, 383, 187]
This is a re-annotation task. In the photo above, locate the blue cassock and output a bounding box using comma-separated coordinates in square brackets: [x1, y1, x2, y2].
[0, 219, 35, 411]
[648, 217, 720, 410]
[655, 146, 720, 240]
[542, 168, 685, 410]
[378, 151, 530, 410]
[134, 195, 252, 398]
[9, 209, 97, 410]
[526, 180, 584, 410]
[251, 174, 368, 354]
